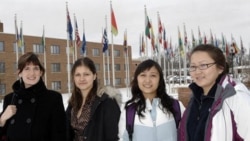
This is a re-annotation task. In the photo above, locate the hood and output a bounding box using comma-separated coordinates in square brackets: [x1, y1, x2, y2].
[97, 86, 122, 106]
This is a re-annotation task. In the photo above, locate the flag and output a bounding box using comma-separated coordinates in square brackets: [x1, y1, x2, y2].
[19, 22, 23, 48]
[123, 30, 127, 53]
[210, 29, 214, 45]
[231, 35, 239, 54]
[198, 26, 202, 44]
[111, 4, 118, 36]
[66, 5, 73, 47]
[183, 23, 187, 46]
[145, 7, 151, 39]
[204, 33, 207, 44]
[240, 36, 245, 55]
[178, 27, 184, 57]
[102, 28, 108, 52]
[15, 15, 20, 45]
[41, 26, 45, 49]
[81, 31, 86, 54]
[158, 13, 163, 44]
[163, 27, 167, 50]
[74, 16, 81, 47]
[191, 29, 196, 48]
[150, 21, 156, 53]
[140, 34, 145, 55]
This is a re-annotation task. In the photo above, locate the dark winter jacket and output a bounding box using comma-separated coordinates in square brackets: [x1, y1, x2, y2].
[0, 78, 67, 141]
[66, 86, 121, 141]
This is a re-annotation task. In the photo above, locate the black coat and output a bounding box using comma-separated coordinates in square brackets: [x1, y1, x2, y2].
[66, 93, 121, 141]
[0, 78, 67, 141]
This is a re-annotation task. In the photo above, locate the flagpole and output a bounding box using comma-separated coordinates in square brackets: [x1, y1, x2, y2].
[42, 25, 47, 86]
[66, 2, 71, 94]
[183, 23, 187, 84]
[74, 14, 77, 61]
[20, 21, 24, 55]
[102, 27, 106, 86]
[144, 5, 149, 58]
[14, 14, 19, 72]
[105, 15, 110, 85]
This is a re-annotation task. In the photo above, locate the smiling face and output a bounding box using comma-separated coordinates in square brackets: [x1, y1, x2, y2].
[137, 66, 160, 99]
[190, 51, 223, 95]
[73, 65, 96, 95]
[19, 63, 42, 88]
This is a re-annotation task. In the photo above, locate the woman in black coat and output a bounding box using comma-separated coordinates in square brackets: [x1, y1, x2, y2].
[0, 52, 67, 141]
[66, 57, 121, 141]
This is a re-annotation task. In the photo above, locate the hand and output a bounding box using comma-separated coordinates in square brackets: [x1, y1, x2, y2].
[0, 105, 17, 126]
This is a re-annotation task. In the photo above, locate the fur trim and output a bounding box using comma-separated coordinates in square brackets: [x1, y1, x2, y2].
[97, 86, 122, 106]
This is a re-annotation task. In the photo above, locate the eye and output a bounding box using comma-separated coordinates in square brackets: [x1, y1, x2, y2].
[199, 64, 207, 69]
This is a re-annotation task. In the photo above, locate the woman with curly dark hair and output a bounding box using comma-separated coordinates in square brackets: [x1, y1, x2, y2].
[119, 59, 185, 141]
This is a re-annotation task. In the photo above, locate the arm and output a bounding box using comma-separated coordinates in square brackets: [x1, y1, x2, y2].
[50, 93, 67, 141]
[103, 98, 121, 141]
[0, 105, 16, 127]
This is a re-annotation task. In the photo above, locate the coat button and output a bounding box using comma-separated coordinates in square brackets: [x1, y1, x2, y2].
[84, 136, 87, 140]
[30, 98, 36, 103]
[26, 118, 32, 124]
[18, 99, 23, 104]
[10, 119, 15, 124]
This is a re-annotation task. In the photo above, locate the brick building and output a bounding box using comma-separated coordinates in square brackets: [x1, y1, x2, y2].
[0, 21, 137, 97]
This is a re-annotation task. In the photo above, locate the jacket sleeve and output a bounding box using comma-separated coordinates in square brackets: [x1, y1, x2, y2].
[50, 92, 67, 141]
[103, 98, 121, 141]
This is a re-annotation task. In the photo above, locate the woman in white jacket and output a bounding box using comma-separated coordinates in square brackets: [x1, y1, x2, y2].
[178, 44, 250, 141]
[119, 59, 185, 141]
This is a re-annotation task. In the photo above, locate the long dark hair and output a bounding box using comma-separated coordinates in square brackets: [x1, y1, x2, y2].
[125, 59, 176, 118]
[69, 57, 98, 111]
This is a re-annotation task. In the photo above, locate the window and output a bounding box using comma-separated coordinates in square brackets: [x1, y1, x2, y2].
[115, 64, 120, 71]
[0, 62, 5, 73]
[51, 45, 60, 54]
[0, 84, 6, 95]
[51, 63, 60, 72]
[51, 81, 61, 91]
[13, 43, 22, 53]
[114, 50, 120, 57]
[105, 64, 111, 71]
[95, 63, 100, 71]
[33, 44, 44, 53]
[0, 41, 4, 52]
[115, 78, 121, 85]
[92, 48, 100, 56]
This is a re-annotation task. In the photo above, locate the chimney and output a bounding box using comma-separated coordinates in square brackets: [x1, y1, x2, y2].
[0, 21, 3, 32]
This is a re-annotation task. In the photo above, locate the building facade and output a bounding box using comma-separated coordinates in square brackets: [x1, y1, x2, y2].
[0, 22, 135, 97]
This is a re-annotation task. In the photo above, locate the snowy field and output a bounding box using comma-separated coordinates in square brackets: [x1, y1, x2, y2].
[0, 84, 188, 112]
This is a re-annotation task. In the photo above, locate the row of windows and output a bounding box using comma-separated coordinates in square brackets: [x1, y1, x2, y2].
[0, 77, 124, 95]
[0, 41, 123, 57]
[0, 62, 128, 73]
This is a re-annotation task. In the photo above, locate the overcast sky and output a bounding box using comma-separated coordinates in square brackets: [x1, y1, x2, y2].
[1, 0, 250, 58]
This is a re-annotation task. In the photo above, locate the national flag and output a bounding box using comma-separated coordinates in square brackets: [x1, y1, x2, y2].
[102, 28, 108, 52]
[123, 30, 127, 53]
[221, 33, 226, 52]
[158, 13, 163, 44]
[66, 4, 73, 47]
[183, 23, 187, 46]
[198, 26, 202, 44]
[145, 7, 151, 39]
[111, 4, 118, 36]
[14, 15, 20, 45]
[191, 29, 196, 48]
[19, 22, 24, 48]
[150, 21, 156, 53]
[163, 27, 167, 50]
[240, 36, 245, 55]
[178, 27, 184, 57]
[141, 34, 145, 55]
[231, 35, 239, 54]
[81, 30, 86, 54]
[203, 33, 207, 44]
[74, 16, 81, 47]
[210, 29, 214, 45]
